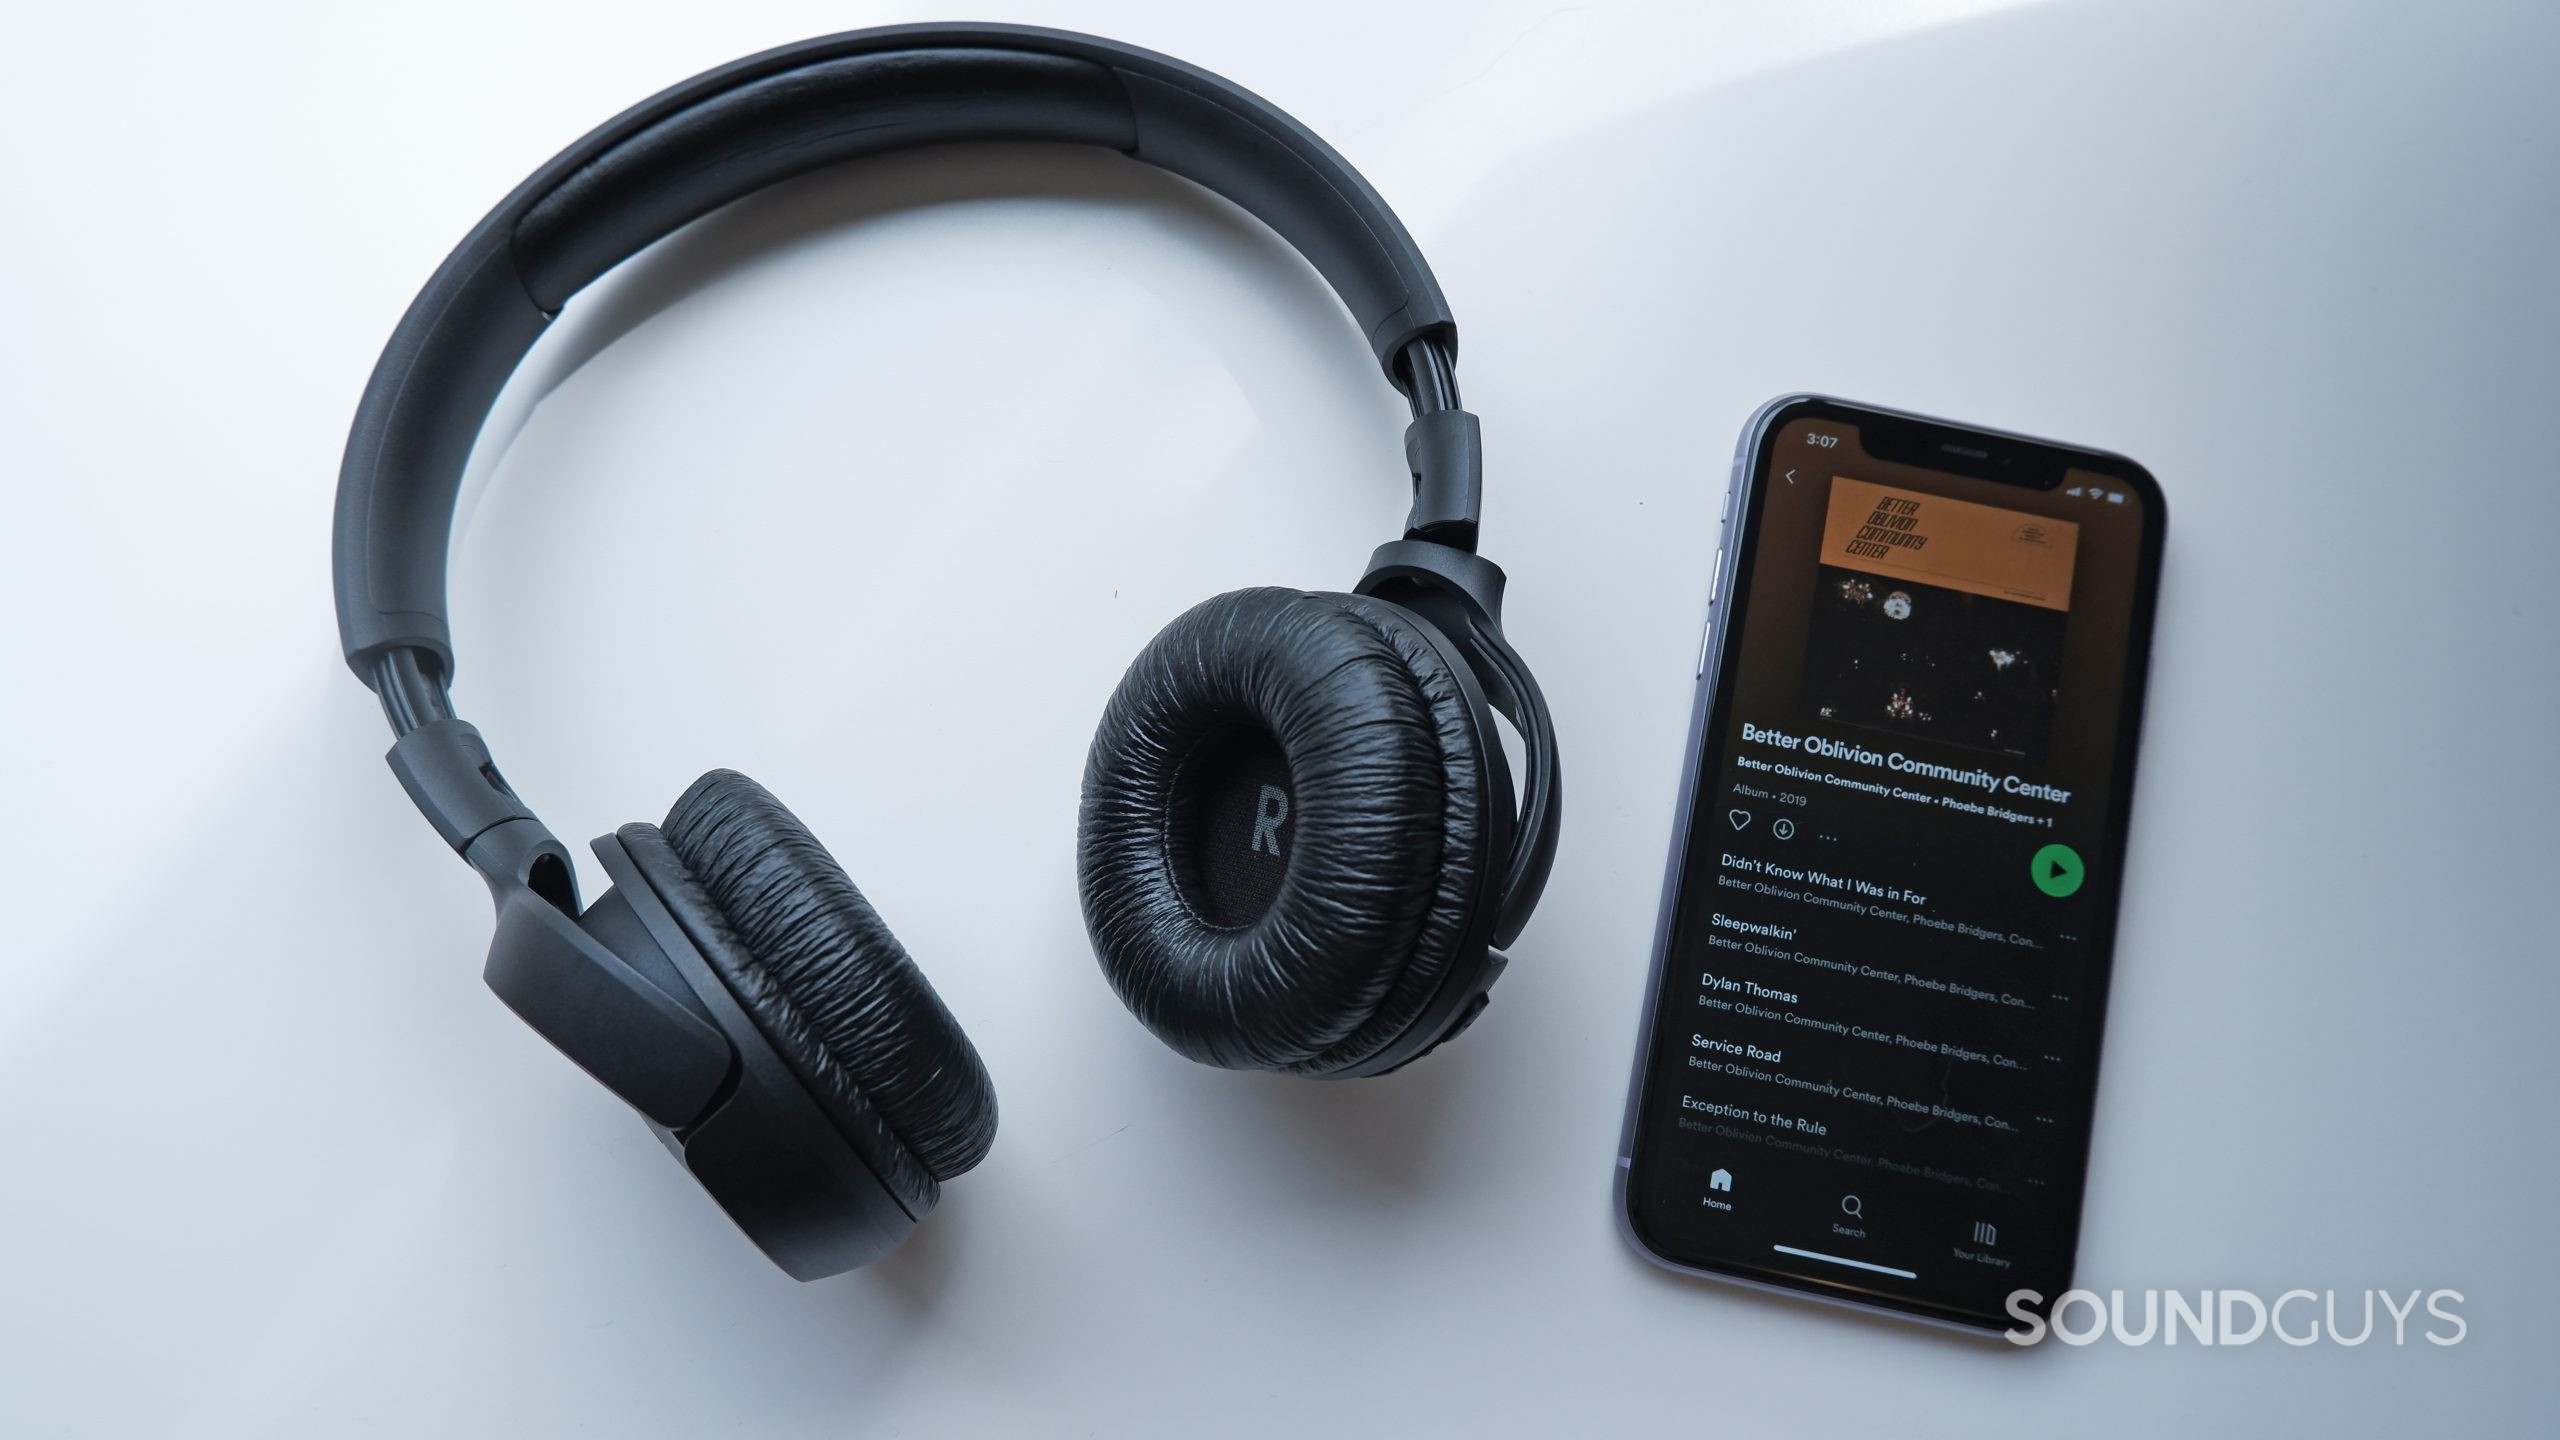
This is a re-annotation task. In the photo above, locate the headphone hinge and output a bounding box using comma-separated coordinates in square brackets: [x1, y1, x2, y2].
[1356, 538, 1559, 952]
[1357, 537, 1505, 631]
[389, 718, 536, 852]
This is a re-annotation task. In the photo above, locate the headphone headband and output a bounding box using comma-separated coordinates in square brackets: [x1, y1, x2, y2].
[333, 22, 1476, 687]
[328, 31, 1559, 1264]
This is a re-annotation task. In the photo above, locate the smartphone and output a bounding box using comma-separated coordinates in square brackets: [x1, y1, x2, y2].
[1615, 395, 2165, 1333]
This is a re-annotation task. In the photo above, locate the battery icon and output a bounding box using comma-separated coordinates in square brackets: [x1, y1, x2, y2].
[2106, 491, 2126, 504]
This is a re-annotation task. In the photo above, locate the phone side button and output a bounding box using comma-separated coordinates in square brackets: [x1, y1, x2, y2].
[1695, 552, 1724, 677]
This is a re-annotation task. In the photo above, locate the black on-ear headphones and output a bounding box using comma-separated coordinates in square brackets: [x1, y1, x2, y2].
[334, 24, 1560, 1279]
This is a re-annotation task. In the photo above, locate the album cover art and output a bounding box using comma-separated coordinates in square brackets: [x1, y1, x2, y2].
[1798, 478, 2079, 760]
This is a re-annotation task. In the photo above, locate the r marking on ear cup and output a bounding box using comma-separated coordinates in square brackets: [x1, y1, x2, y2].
[1077, 588, 1497, 1075]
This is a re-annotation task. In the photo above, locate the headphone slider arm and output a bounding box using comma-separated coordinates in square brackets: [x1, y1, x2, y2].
[1402, 409, 1483, 551]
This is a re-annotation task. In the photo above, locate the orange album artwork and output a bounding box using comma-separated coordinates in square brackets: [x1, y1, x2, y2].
[1817, 477, 2078, 612]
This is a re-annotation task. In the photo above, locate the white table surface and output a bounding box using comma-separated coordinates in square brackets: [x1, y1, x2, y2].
[5, 0, 2554, 1433]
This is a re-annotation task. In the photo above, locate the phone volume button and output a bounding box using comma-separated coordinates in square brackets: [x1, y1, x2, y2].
[1696, 551, 1724, 677]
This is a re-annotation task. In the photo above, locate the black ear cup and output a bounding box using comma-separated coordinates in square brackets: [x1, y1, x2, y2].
[1078, 587, 1500, 1075]
[622, 770, 997, 1195]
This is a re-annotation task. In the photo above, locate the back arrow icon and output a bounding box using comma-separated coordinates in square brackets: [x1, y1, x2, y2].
[1785, 468, 1797, 484]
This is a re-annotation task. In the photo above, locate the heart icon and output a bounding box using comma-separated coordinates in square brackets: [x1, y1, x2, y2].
[1728, 809, 1752, 831]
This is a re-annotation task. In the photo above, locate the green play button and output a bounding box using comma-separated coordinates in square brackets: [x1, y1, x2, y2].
[2031, 843, 2085, 898]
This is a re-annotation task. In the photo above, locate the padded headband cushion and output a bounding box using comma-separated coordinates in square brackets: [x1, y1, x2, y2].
[1078, 588, 1491, 1074]
[654, 771, 997, 1182]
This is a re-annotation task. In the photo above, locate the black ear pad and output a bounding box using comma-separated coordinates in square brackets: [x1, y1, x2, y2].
[1078, 587, 1499, 1075]
[632, 771, 997, 1187]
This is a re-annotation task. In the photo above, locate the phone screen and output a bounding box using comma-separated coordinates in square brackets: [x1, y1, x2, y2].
[1618, 397, 2164, 1331]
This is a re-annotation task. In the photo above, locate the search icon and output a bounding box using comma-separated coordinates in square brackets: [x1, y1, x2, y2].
[1841, 1195, 1865, 1220]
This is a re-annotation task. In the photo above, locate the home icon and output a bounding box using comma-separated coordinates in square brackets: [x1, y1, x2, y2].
[1709, 1168, 1733, 1193]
